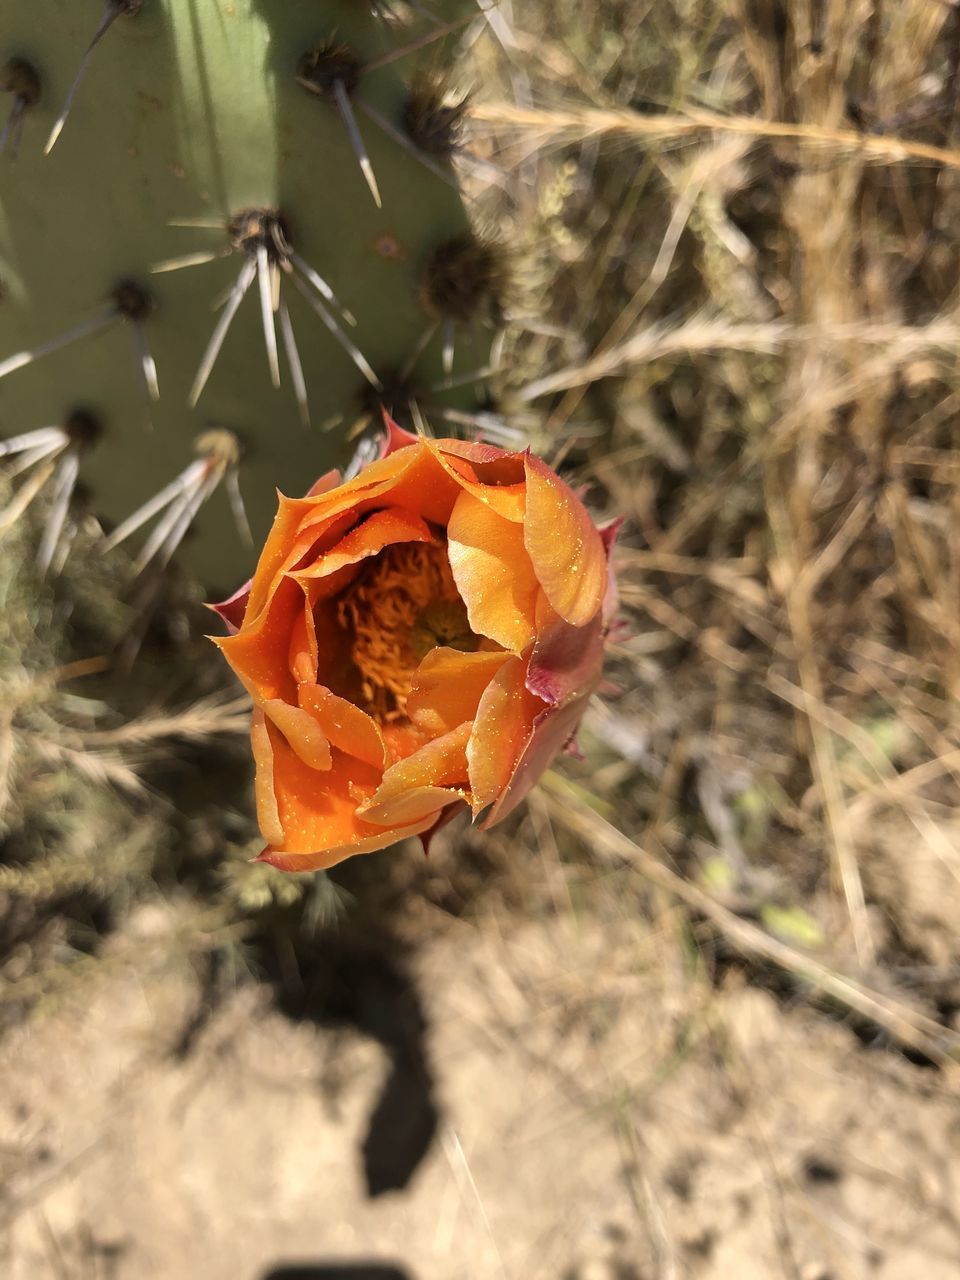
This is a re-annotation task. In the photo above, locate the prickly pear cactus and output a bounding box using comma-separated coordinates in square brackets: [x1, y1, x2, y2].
[0, 0, 499, 590]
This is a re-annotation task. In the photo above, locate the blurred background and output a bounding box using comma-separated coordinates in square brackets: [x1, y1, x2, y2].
[3, 2, 960, 1277]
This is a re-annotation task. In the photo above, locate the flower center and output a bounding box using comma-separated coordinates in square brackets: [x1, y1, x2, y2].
[336, 539, 477, 720]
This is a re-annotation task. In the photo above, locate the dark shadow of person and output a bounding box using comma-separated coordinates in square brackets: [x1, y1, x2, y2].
[260, 1266, 412, 1280]
[304, 939, 438, 1197]
[251, 928, 439, 1198]
[171, 861, 442, 1195]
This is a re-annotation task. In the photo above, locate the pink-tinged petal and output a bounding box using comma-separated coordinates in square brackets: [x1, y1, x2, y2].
[251, 709, 285, 849]
[298, 683, 387, 771]
[359, 721, 472, 827]
[260, 698, 333, 771]
[305, 469, 341, 498]
[207, 578, 253, 635]
[293, 506, 434, 581]
[523, 453, 606, 627]
[379, 409, 420, 457]
[447, 490, 540, 652]
[481, 693, 590, 830]
[471, 601, 604, 825]
[526, 598, 605, 708]
[245, 501, 357, 623]
[467, 655, 546, 812]
[418, 800, 468, 855]
[599, 515, 624, 627]
[406, 647, 511, 738]
[435, 437, 525, 475]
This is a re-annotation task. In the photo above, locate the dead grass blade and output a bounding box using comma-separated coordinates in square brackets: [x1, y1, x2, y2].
[74, 693, 251, 748]
[516, 317, 960, 403]
[471, 100, 960, 170]
[544, 781, 960, 1069]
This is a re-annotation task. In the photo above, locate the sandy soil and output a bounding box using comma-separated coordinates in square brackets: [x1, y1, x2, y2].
[2, 900, 959, 1280]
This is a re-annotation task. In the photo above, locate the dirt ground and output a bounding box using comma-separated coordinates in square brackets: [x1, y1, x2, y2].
[2, 891, 958, 1280]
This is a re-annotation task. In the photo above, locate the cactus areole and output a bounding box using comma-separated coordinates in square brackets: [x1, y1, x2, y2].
[0, 1, 494, 590]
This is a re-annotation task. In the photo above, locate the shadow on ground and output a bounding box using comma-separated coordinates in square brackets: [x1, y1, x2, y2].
[260, 1266, 414, 1280]
[179, 915, 440, 1199]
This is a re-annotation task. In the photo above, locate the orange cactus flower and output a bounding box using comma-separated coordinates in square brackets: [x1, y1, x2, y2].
[211, 418, 620, 872]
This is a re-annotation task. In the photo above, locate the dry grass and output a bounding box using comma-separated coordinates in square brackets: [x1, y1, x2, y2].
[454, 0, 960, 1062]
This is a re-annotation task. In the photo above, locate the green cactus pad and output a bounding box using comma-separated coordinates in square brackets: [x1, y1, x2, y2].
[0, 0, 493, 590]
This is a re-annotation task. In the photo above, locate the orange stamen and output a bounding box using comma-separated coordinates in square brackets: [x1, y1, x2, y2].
[336, 540, 472, 721]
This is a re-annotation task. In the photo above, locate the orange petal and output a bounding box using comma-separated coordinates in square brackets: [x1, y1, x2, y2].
[381, 721, 429, 766]
[371, 441, 461, 526]
[287, 592, 318, 685]
[260, 698, 333, 771]
[362, 785, 469, 829]
[359, 721, 472, 827]
[215, 576, 303, 703]
[446, 490, 540, 652]
[245, 448, 431, 621]
[407, 646, 511, 738]
[244, 494, 318, 622]
[295, 438, 459, 532]
[227, 498, 425, 700]
[256, 820, 433, 873]
[263, 720, 398, 856]
[298, 682, 387, 771]
[293, 506, 434, 581]
[523, 453, 605, 627]
[245, 502, 357, 624]
[245, 443, 468, 631]
[466, 655, 545, 812]
[427, 439, 527, 522]
[251, 708, 285, 849]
